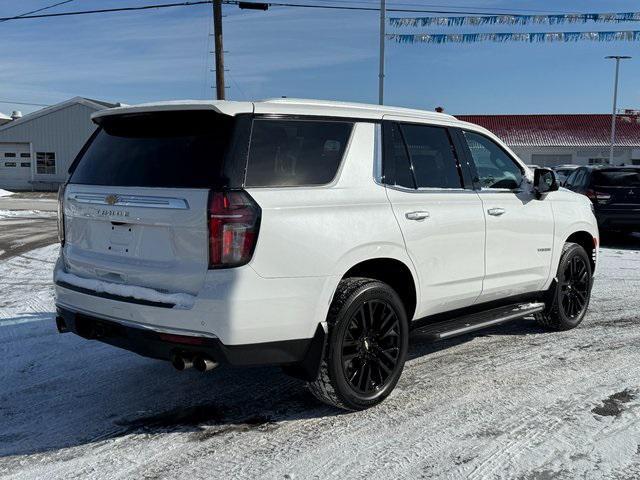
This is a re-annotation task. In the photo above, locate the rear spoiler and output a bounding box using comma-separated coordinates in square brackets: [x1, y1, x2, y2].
[91, 100, 255, 125]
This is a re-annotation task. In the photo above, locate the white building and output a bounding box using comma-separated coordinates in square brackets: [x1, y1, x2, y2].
[0, 97, 118, 191]
[457, 113, 640, 167]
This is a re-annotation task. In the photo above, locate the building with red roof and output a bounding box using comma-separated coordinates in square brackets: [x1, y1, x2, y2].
[456, 112, 640, 167]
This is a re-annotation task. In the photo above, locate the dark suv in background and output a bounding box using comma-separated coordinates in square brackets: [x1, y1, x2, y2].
[564, 166, 640, 233]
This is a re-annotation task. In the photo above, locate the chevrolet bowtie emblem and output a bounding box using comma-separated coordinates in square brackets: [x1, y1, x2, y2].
[105, 194, 119, 206]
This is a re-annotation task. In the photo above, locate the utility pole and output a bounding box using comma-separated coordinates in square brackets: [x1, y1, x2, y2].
[605, 55, 631, 164]
[378, 0, 385, 105]
[213, 0, 225, 100]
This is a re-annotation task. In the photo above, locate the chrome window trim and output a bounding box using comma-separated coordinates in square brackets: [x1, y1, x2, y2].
[68, 192, 190, 210]
[384, 184, 478, 194]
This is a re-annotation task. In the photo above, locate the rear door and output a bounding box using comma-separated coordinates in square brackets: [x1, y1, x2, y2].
[63, 110, 237, 295]
[382, 119, 485, 318]
[457, 129, 554, 302]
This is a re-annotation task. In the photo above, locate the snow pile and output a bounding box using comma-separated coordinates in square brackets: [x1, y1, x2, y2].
[0, 188, 14, 197]
[55, 270, 195, 309]
[0, 209, 56, 218]
[0, 244, 58, 324]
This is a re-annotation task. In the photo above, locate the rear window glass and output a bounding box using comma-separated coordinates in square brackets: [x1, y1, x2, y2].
[593, 169, 640, 187]
[244, 119, 353, 187]
[70, 111, 234, 188]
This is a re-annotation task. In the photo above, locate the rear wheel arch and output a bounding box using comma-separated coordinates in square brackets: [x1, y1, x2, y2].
[339, 258, 417, 322]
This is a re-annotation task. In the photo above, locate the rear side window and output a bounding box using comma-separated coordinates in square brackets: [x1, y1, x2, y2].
[400, 124, 462, 189]
[383, 122, 462, 189]
[592, 169, 640, 187]
[70, 111, 234, 188]
[244, 119, 353, 187]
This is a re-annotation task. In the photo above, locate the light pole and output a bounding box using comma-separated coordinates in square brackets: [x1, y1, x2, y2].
[378, 0, 386, 105]
[605, 55, 631, 165]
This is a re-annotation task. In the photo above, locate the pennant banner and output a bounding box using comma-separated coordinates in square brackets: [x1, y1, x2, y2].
[389, 12, 640, 28]
[388, 31, 640, 44]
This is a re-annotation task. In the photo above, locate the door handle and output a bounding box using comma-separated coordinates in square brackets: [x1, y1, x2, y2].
[405, 211, 430, 221]
[487, 207, 506, 216]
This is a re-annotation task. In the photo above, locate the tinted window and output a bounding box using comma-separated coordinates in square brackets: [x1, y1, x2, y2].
[383, 123, 415, 189]
[592, 169, 640, 187]
[400, 124, 462, 189]
[70, 111, 234, 188]
[463, 131, 523, 190]
[245, 119, 352, 187]
[564, 169, 579, 187]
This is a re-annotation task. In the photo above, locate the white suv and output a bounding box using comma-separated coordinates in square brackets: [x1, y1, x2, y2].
[54, 99, 599, 410]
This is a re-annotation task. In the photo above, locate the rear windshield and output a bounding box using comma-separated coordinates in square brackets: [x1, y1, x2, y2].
[592, 169, 640, 187]
[245, 119, 353, 187]
[70, 111, 234, 188]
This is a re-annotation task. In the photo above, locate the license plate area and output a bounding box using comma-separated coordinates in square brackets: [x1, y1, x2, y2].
[109, 222, 133, 253]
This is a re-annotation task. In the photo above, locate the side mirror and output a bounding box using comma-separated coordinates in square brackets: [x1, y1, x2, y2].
[534, 168, 559, 198]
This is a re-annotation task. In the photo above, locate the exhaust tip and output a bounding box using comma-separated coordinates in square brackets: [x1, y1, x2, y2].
[172, 355, 193, 371]
[194, 356, 219, 372]
[55, 316, 68, 333]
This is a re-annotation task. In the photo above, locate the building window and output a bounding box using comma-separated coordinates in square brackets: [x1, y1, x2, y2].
[20, 152, 31, 158]
[588, 158, 610, 165]
[20, 162, 31, 168]
[4, 152, 16, 158]
[4, 162, 17, 167]
[36, 152, 56, 174]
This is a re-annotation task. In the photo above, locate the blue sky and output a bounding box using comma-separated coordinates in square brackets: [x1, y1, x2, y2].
[1, 0, 639, 115]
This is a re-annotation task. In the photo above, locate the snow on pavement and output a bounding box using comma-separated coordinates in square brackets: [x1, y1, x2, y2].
[0, 189, 13, 198]
[0, 244, 639, 479]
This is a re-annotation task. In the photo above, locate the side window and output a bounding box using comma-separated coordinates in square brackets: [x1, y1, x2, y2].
[400, 124, 462, 189]
[564, 170, 579, 187]
[569, 169, 586, 189]
[383, 123, 415, 189]
[245, 119, 353, 187]
[463, 131, 523, 190]
[577, 170, 589, 188]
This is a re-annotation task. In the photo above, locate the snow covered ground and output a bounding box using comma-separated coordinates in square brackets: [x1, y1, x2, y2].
[0, 189, 13, 198]
[1, 243, 639, 479]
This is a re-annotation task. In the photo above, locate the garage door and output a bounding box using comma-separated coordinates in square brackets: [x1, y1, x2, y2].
[530, 154, 573, 168]
[0, 143, 31, 190]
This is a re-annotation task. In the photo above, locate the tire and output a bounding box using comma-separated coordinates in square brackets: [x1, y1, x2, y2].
[535, 242, 593, 331]
[307, 277, 409, 411]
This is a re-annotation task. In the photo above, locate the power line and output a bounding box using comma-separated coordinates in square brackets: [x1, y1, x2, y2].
[0, 100, 50, 107]
[0, 1, 211, 21]
[0, 0, 74, 22]
[0, 0, 585, 22]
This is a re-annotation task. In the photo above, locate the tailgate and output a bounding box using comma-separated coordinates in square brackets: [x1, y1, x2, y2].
[63, 185, 209, 295]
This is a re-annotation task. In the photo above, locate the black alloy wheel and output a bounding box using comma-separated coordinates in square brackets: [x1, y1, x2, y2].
[340, 300, 401, 395]
[559, 254, 590, 319]
[307, 277, 409, 410]
[536, 242, 593, 331]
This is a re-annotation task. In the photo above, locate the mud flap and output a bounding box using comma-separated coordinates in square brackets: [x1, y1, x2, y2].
[281, 323, 327, 382]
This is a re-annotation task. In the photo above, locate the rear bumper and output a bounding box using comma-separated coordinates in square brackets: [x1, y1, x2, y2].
[595, 210, 640, 231]
[56, 306, 326, 375]
[54, 258, 337, 345]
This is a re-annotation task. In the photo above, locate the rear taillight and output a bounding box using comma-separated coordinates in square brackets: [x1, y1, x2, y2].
[585, 189, 611, 204]
[208, 190, 261, 268]
[57, 184, 65, 246]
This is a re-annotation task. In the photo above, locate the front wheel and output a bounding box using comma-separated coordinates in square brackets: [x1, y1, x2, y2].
[536, 242, 593, 330]
[307, 277, 409, 410]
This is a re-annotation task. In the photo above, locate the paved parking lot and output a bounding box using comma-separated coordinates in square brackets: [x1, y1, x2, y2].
[1, 214, 639, 479]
